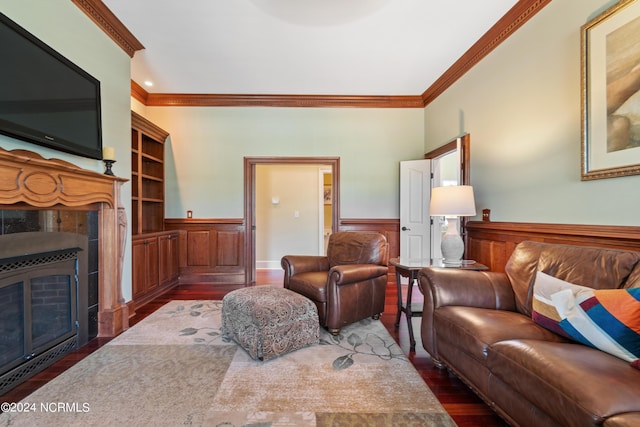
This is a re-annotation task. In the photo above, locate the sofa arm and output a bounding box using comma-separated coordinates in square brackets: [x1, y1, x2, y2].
[418, 268, 516, 311]
[329, 264, 388, 286]
[417, 268, 516, 364]
[281, 255, 330, 285]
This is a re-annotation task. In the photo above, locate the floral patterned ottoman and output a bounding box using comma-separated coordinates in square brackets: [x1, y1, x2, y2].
[221, 286, 320, 361]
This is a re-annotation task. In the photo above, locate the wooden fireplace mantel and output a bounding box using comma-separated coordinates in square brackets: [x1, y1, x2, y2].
[0, 147, 129, 337]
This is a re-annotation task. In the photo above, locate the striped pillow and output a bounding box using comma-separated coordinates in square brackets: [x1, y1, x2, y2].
[532, 271, 640, 369]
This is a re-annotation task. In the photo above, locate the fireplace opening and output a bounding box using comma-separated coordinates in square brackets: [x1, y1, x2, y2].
[0, 232, 88, 395]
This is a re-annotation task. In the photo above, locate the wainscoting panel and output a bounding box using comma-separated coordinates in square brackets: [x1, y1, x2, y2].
[165, 218, 402, 285]
[466, 221, 640, 273]
[217, 231, 241, 266]
[164, 219, 245, 284]
[186, 231, 210, 266]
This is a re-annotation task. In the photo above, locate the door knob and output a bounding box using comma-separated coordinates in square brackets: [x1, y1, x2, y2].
[401, 226, 411, 231]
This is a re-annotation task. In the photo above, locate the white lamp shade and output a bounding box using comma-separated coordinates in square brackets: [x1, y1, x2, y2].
[430, 185, 476, 217]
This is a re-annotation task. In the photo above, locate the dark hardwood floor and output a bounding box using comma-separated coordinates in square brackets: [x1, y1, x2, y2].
[1, 270, 507, 426]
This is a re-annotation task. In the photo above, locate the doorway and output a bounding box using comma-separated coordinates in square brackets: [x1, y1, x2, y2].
[399, 134, 470, 261]
[424, 134, 471, 259]
[244, 157, 340, 283]
[319, 169, 333, 254]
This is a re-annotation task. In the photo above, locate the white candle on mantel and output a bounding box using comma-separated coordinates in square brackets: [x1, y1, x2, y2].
[102, 146, 115, 161]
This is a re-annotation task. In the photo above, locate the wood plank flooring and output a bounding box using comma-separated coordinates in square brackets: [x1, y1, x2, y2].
[1, 270, 507, 426]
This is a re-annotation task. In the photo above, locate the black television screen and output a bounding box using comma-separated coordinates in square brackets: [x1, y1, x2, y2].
[0, 12, 102, 160]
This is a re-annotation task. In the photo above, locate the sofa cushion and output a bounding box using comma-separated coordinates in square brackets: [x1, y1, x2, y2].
[532, 271, 640, 368]
[505, 241, 640, 317]
[488, 339, 640, 427]
[434, 306, 567, 364]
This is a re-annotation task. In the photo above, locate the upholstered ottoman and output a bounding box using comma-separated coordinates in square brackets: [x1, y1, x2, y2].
[221, 286, 319, 361]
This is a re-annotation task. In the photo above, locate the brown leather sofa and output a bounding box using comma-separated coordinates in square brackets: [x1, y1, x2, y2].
[418, 241, 640, 427]
[281, 231, 388, 335]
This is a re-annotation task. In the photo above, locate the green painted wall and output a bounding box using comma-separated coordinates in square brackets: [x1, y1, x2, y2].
[424, 0, 640, 226]
[0, 0, 133, 299]
[138, 106, 425, 219]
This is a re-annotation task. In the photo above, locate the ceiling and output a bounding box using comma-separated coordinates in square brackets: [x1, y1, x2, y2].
[101, 0, 519, 97]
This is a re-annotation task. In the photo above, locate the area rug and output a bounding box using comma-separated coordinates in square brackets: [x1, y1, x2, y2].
[0, 299, 456, 427]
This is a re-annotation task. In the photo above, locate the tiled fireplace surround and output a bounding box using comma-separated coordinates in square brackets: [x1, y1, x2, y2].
[0, 147, 129, 338]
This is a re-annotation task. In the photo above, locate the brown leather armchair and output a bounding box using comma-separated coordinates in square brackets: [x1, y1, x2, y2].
[281, 231, 389, 335]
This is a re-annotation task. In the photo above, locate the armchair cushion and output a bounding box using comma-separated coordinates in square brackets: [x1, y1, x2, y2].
[327, 232, 388, 267]
[286, 271, 329, 302]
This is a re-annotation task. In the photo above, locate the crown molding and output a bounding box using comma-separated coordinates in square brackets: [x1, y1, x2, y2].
[421, 0, 551, 106]
[139, 91, 425, 108]
[119, 0, 550, 107]
[130, 82, 424, 108]
[71, 0, 144, 58]
[131, 80, 149, 105]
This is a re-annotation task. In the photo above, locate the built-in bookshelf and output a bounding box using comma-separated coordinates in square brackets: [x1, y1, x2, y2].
[131, 111, 169, 235]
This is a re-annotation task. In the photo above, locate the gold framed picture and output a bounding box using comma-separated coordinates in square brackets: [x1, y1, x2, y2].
[581, 0, 640, 180]
[323, 186, 332, 204]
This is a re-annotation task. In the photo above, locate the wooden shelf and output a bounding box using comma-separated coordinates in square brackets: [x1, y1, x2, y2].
[131, 111, 169, 235]
[141, 174, 162, 182]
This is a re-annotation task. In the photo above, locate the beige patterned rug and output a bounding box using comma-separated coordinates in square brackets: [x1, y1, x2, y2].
[0, 300, 455, 427]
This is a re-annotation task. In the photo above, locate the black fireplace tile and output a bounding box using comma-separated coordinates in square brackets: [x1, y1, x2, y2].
[86, 211, 99, 240]
[88, 239, 99, 274]
[88, 304, 99, 340]
[88, 271, 99, 306]
[0, 210, 41, 235]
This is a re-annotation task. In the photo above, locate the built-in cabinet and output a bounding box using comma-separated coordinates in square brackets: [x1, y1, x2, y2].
[131, 111, 169, 235]
[159, 232, 180, 286]
[130, 112, 179, 309]
[132, 230, 180, 306]
[132, 234, 158, 299]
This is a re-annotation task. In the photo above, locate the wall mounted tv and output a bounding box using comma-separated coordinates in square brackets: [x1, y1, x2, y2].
[0, 12, 102, 160]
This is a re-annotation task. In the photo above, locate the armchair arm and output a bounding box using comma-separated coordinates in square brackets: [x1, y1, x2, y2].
[329, 264, 388, 286]
[281, 255, 330, 286]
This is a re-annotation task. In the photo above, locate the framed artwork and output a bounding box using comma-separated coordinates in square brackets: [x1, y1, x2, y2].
[323, 186, 332, 204]
[581, 0, 640, 180]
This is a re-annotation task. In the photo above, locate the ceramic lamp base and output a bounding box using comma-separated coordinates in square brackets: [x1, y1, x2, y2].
[441, 217, 464, 266]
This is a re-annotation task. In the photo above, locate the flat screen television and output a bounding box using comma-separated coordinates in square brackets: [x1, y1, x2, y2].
[0, 12, 102, 160]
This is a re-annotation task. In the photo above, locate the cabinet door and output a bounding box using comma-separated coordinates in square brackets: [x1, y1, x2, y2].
[159, 233, 179, 286]
[145, 237, 159, 292]
[132, 238, 147, 298]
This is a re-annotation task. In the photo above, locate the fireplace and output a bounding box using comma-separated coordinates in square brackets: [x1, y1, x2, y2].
[0, 232, 89, 394]
[0, 147, 129, 392]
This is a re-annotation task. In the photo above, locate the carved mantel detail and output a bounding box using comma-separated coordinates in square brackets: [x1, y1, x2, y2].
[0, 147, 129, 336]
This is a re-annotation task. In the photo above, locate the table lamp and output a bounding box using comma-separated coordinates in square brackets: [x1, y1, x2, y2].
[429, 185, 476, 266]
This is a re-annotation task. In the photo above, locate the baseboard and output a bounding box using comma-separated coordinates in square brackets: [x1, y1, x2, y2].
[256, 260, 281, 269]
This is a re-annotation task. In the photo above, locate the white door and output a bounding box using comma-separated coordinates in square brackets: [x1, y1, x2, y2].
[400, 160, 431, 262]
[430, 138, 462, 259]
